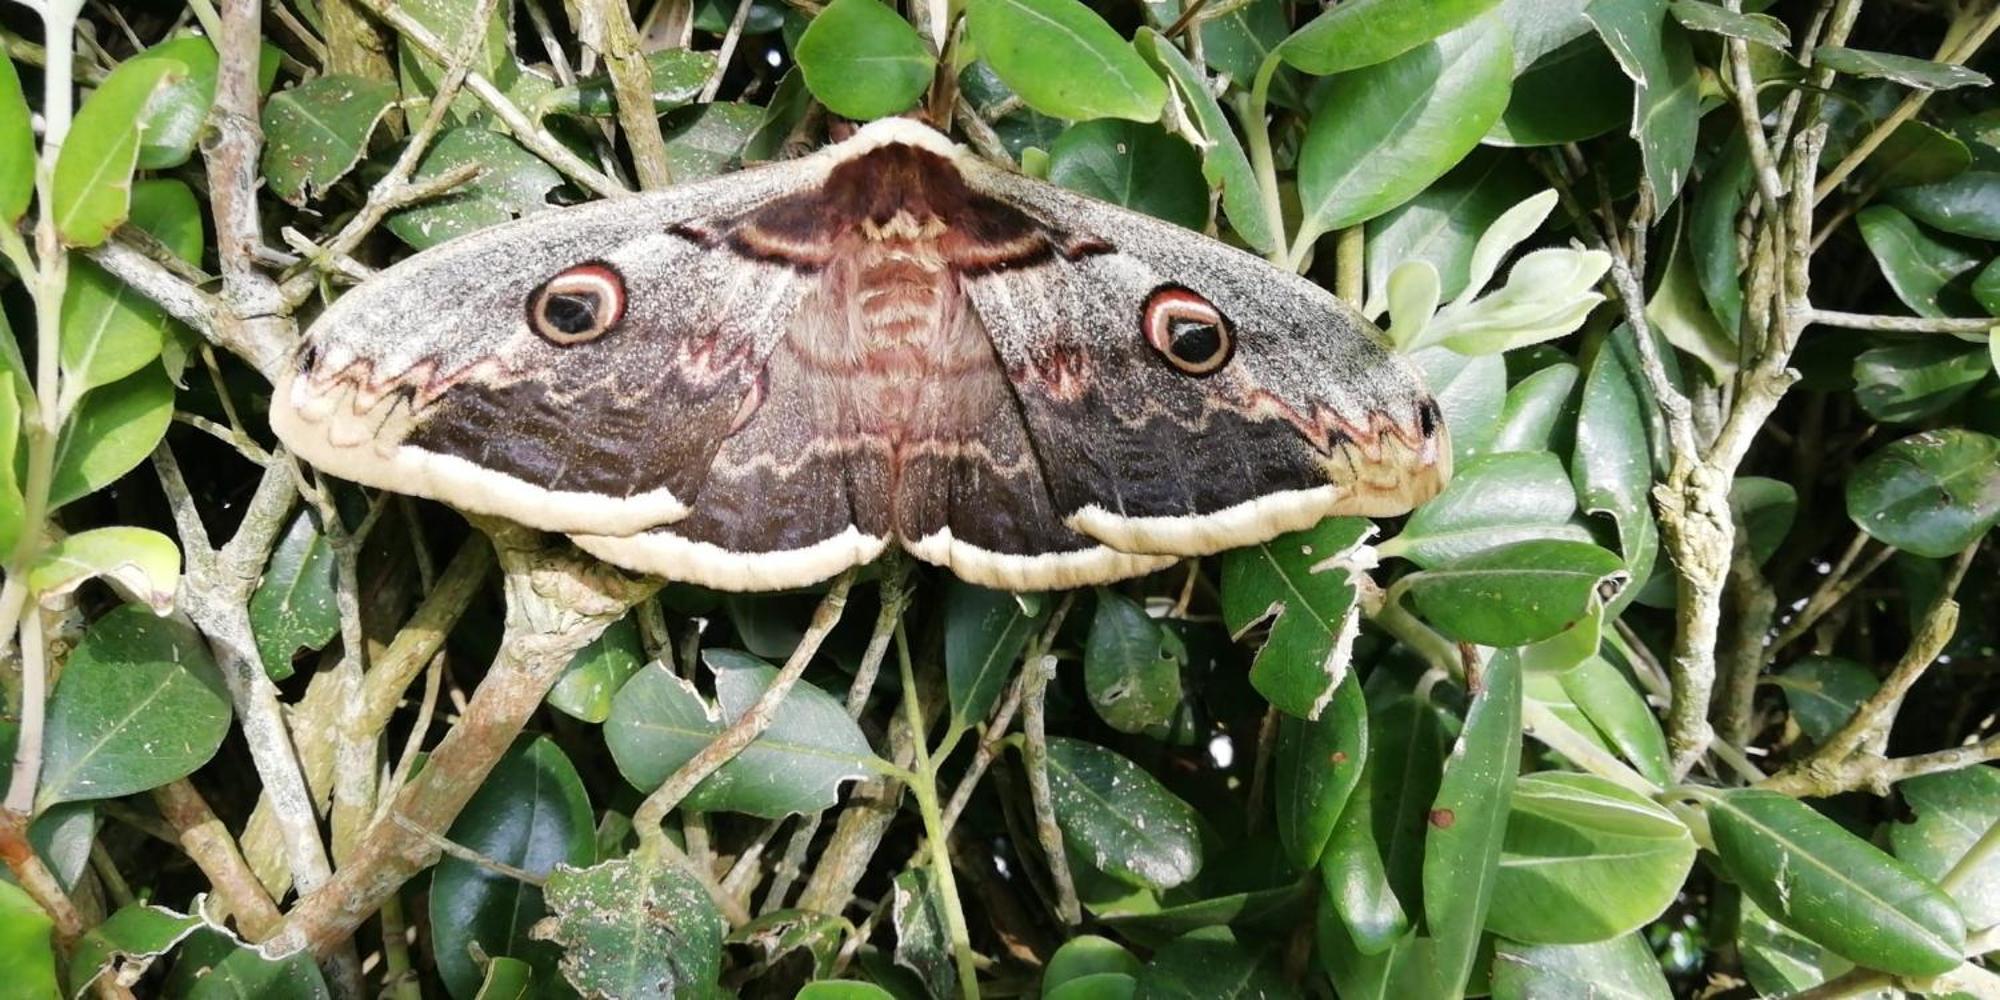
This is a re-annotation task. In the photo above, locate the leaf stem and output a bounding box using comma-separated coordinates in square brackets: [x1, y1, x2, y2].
[895, 619, 982, 999]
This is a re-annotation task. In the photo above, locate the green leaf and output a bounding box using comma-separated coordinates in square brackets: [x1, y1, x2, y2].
[1135, 30, 1278, 253]
[945, 579, 1046, 733]
[248, 510, 339, 682]
[0, 56, 35, 224]
[1047, 119, 1206, 230]
[1709, 789, 1965, 977]
[605, 651, 879, 818]
[1418, 248, 1611, 356]
[26, 526, 179, 613]
[1421, 650, 1522, 996]
[1096, 878, 1308, 944]
[1486, 772, 1695, 943]
[1890, 766, 2000, 929]
[1489, 36, 1630, 147]
[1856, 205, 1983, 318]
[1274, 674, 1366, 869]
[1859, 120, 1971, 189]
[0, 379, 21, 554]
[37, 606, 230, 810]
[129, 36, 219, 170]
[795, 0, 935, 120]
[1771, 656, 1876, 745]
[1280, 0, 1504, 74]
[1558, 655, 1670, 786]
[1402, 540, 1628, 646]
[261, 75, 399, 206]
[1888, 171, 2000, 240]
[662, 102, 768, 181]
[1731, 476, 1797, 566]
[1046, 973, 1137, 1000]
[172, 930, 330, 999]
[432, 737, 595, 998]
[69, 904, 201, 998]
[549, 615, 645, 723]
[51, 58, 184, 247]
[1490, 934, 1672, 1000]
[1852, 338, 1990, 424]
[1815, 46, 1990, 91]
[1736, 894, 1854, 995]
[1846, 428, 2000, 558]
[1590, 0, 1700, 208]
[58, 180, 201, 396]
[1666, 0, 1789, 48]
[397, 0, 519, 114]
[1379, 452, 1589, 567]
[1296, 16, 1513, 244]
[0, 882, 59, 1000]
[541, 855, 726, 997]
[532, 49, 717, 120]
[1132, 928, 1295, 999]
[1083, 590, 1185, 734]
[796, 983, 897, 1000]
[963, 0, 1166, 122]
[386, 128, 563, 250]
[1318, 688, 1451, 953]
[1691, 133, 1752, 338]
[474, 958, 535, 1000]
[1490, 362, 1579, 455]
[50, 364, 174, 509]
[1045, 737, 1202, 890]
[1046, 935, 1142, 991]
[890, 868, 953, 1000]
[1364, 149, 1542, 318]
[1573, 327, 1660, 617]
[1219, 518, 1371, 718]
[1645, 224, 1739, 380]
[1410, 347, 1506, 461]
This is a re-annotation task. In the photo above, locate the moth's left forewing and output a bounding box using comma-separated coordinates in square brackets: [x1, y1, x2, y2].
[952, 156, 1450, 558]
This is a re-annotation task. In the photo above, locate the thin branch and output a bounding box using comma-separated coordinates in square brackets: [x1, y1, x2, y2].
[1805, 308, 1997, 335]
[581, 0, 673, 188]
[1769, 537, 1896, 654]
[699, 0, 756, 103]
[1020, 652, 1080, 925]
[152, 780, 285, 941]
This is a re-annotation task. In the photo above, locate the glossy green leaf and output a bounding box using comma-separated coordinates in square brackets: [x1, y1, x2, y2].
[1846, 429, 2000, 557]
[0, 379, 21, 554]
[963, 0, 1166, 122]
[474, 958, 534, 1000]
[1495, 0, 1596, 68]
[0, 882, 59, 1000]
[1045, 972, 1137, 1000]
[1296, 16, 1513, 244]
[1646, 225, 1738, 380]
[1045, 737, 1202, 890]
[0, 56, 34, 224]
[27, 526, 179, 613]
[796, 983, 897, 1000]
[1132, 928, 1295, 999]
[1379, 451, 1590, 567]
[1573, 327, 1660, 616]
[1280, 0, 1502, 74]
[1666, 0, 1788, 48]
[1888, 171, 2000, 240]
[1274, 674, 1366, 869]
[1490, 362, 1579, 454]
[1403, 540, 1627, 646]
[1889, 766, 2000, 928]
[1709, 789, 1965, 977]
[890, 868, 952, 999]
[397, 0, 519, 112]
[1219, 518, 1371, 718]
[51, 58, 183, 247]
[129, 36, 219, 170]
[549, 615, 645, 723]
[58, 180, 199, 396]
[661, 101, 765, 180]
[1731, 477, 1797, 566]
[1083, 590, 1184, 734]
[172, 929, 331, 999]
[1180, 0, 1299, 108]
[1490, 934, 1672, 1000]
[1857, 205, 1983, 318]
[533, 49, 716, 120]
[1558, 655, 1670, 785]
[49, 364, 173, 508]
[1736, 894, 1855, 995]
[1860, 120, 1971, 189]
[1771, 656, 1875, 745]
[1096, 877, 1308, 944]
[1590, 0, 1700, 208]
[1489, 35, 1629, 146]
[1047, 119, 1206, 230]
[248, 510, 338, 682]
[946, 579, 1046, 732]
[795, 0, 935, 120]
[433, 737, 595, 998]
[387, 127, 564, 249]
[262, 74, 402, 205]
[69, 903, 201, 998]
[1815, 46, 1990, 90]
[1691, 133, 1751, 338]
[1319, 687, 1450, 952]
[1852, 338, 1990, 423]
[1364, 149, 1542, 316]
[1422, 650, 1522, 996]
[1135, 29, 1278, 253]
[1486, 772, 1695, 943]
[540, 855, 725, 997]
[1411, 347, 1507, 460]
[37, 606, 230, 809]
[605, 651, 879, 818]
[1045, 935, 1142, 991]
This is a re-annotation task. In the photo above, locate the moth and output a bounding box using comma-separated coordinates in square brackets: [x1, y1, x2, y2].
[272, 118, 1450, 592]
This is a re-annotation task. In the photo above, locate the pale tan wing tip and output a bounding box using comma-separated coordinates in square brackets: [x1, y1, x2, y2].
[273, 372, 690, 538]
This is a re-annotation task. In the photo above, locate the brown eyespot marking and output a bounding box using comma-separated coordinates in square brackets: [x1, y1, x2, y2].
[529, 262, 625, 345]
[1142, 284, 1234, 376]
